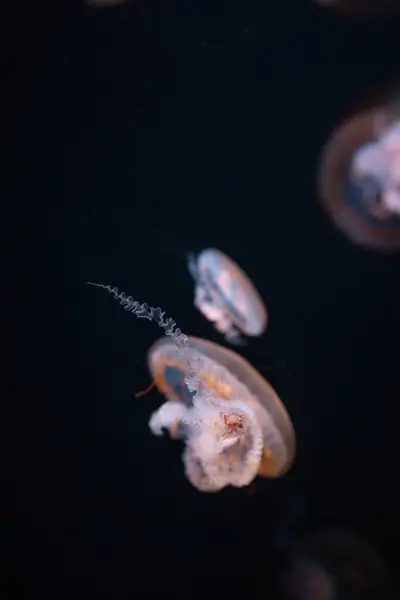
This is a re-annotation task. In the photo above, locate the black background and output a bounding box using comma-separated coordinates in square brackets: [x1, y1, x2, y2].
[15, 0, 400, 596]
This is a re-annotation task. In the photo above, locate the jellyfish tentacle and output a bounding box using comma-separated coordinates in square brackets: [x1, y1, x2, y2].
[86, 282, 189, 347]
[86, 282, 222, 403]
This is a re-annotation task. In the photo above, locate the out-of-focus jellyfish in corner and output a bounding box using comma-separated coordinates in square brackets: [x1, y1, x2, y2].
[318, 100, 400, 252]
[187, 248, 267, 346]
[86, 282, 294, 493]
[144, 335, 296, 492]
[313, 0, 400, 18]
[282, 530, 397, 600]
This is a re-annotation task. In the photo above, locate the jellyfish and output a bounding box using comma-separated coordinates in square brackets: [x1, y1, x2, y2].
[318, 101, 400, 252]
[187, 248, 267, 346]
[282, 530, 397, 600]
[86, 282, 295, 492]
[143, 335, 295, 491]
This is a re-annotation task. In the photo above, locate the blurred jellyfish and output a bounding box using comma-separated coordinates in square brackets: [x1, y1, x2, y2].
[318, 102, 400, 252]
[313, 0, 400, 18]
[86, 282, 295, 492]
[352, 120, 400, 218]
[188, 248, 267, 346]
[282, 530, 397, 600]
[145, 335, 295, 490]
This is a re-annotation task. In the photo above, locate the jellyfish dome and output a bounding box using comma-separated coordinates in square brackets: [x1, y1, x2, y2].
[318, 103, 400, 252]
[188, 248, 268, 346]
[146, 336, 296, 491]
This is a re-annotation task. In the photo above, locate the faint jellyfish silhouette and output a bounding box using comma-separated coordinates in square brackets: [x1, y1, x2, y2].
[188, 248, 267, 346]
[143, 335, 296, 490]
[282, 530, 397, 600]
[313, 0, 400, 18]
[318, 99, 400, 252]
[87, 282, 282, 492]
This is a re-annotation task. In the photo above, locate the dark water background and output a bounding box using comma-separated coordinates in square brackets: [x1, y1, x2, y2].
[14, 0, 400, 596]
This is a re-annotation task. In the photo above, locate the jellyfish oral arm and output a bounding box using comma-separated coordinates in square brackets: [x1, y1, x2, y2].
[213, 313, 233, 334]
[183, 446, 222, 492]
[219, 436, 240, 451]
[187, 398, 265, 489]
[230, 413, 264, 488]
[194, 285, 224, 321]
[351, 120, 400, 218]
[382, 188, 400, 215]
[148, 393, 264, 490]
[194, 285, 242, 341]
[223, 326, 245, 347]
[381, 120, 400, 215]
[149, 401, 193, 437]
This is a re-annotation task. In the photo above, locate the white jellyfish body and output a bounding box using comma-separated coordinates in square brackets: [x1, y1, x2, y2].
[352, 119, 400, 218]
[86, 283, 285, 492]
[188, 249, 267, 346]
[152, 390, 265, 492]
[146, 336, 296, 491]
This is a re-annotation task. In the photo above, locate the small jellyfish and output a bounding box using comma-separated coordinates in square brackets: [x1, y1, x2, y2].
[318, 101, 400, 252]
[86, 282, 295, 492]
[188, 248, 267, 346]
[144, 335, 296, 491]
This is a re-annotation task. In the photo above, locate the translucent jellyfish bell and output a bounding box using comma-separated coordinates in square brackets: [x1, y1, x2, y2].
[146, 335, 296, 490]
[318, 101, 400, 252]
[188, 248, 268, 346]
